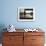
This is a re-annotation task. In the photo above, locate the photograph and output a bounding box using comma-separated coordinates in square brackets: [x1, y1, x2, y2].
[18, 7, 35, 21]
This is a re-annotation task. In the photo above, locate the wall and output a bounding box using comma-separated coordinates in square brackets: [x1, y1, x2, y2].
[0, 0, 46, 29]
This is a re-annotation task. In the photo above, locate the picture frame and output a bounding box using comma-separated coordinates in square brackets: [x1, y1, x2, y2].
[18, 7, 35, 21]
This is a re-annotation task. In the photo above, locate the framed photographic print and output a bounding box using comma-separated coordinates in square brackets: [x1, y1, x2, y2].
[18, 7, 35, 21]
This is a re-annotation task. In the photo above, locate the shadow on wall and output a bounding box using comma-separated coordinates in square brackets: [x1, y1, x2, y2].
[0, 24, 7, 43]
